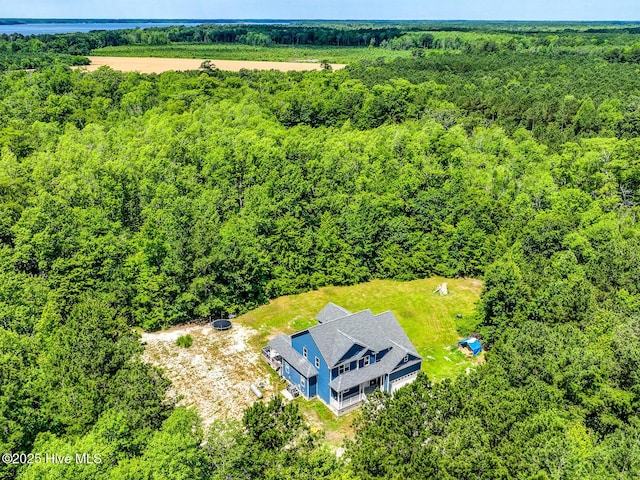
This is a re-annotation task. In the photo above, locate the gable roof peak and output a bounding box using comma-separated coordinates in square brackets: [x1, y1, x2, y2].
[317, 302, 352, 324]
[389, 339, 411, 354]
[336, 329, 373, 350]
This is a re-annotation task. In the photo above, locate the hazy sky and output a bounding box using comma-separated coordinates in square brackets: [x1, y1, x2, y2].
[4, 0, 639, 21]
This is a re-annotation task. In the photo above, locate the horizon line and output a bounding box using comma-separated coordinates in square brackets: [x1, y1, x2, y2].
[2, 18, 640, 23]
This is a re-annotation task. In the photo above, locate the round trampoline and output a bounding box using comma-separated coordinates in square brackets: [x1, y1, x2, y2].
[212, 319, 232, 331]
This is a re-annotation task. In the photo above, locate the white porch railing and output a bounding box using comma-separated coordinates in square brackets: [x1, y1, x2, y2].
[330, 393, 365, 412]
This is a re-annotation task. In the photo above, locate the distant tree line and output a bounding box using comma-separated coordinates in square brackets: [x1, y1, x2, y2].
[2, 22, 640, 71]
[0, 25, 404, 69]
[2, 22, 640, 479]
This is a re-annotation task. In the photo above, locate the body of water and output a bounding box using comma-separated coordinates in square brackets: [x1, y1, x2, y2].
[0, 21, 269, 36]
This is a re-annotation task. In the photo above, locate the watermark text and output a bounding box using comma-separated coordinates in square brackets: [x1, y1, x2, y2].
[2, 452, 102, 465]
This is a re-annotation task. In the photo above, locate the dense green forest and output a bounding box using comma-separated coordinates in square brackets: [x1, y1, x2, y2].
[1, 22, 640, 479]
[3, 20, 640, 69]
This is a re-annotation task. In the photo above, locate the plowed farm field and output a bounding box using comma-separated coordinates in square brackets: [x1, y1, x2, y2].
[79, 56, 346, 73]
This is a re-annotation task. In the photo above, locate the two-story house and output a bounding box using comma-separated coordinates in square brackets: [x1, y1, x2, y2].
[263, 302, 422, 415]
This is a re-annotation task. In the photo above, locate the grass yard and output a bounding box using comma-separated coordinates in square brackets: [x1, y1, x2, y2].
[239, 276, 483, 441]
[239, 276, 483, 382]
[140, 277, 483, 444]
[294, 397, 358, 447]
[90, 43, 413, 64]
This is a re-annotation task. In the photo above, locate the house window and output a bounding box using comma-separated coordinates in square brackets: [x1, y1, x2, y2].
[404, 354, 409, 363]
[338, 363, 351, 375]
[363, 355, 370, 366]
[285, 363, 289, 374]
[301, 377, 306, 387]
[370, 379, 377, 386]
[315, 356, 320, 368]
[303, 347, 308, 358]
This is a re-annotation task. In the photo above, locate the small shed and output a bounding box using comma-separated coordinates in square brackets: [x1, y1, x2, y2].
[458, 337, 482, 356]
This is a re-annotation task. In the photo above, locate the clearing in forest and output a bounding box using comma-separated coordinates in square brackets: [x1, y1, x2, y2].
[140, 323, 273, 430]
[90, 44, 412, 64]
[79, 56, 346, 73]
[139, 277, 483, 439]
[243, 276, 484, 380]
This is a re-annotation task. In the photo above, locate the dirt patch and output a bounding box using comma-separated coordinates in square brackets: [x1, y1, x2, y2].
[141, 323, 274, 430]
[78, 56, 347, 74]
[454, 278, 484, 291]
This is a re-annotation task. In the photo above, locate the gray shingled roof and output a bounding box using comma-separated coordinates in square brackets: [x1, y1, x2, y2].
[269, 334, 318, 378]
[308, 307, 421, 367]
[309, 309, 375, 366]
[329, 331, 357, 366]
[329, 347, 421, 392]
[316, 302, 351, 324]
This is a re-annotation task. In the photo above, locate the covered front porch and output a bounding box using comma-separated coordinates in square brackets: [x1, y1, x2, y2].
[329, 375, 384, 415]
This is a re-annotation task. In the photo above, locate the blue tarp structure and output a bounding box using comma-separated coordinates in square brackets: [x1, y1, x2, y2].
[458, 337, 483, 356]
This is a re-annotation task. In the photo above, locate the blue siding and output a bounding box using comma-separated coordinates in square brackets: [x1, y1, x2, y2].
[358, 350, 375, 369]
[336, 344, 365, 364]
[274, 317, 421, 409]
[386, 352, 420, 372]
[330, 349, 378, 385]
[330, 362, 355, 381]
[343, 386, 359, 398]
[281, 360, 310, 397]
[399, 353, 419, 365]
[291, 332, 328, 402]
[389, 361, 421, 382]
[375, 348, 391, 361]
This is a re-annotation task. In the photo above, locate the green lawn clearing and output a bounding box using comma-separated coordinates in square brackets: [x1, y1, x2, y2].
[237, 276, 483, 443]
[240, 276, 483, 382]
[90, 43, 412, 64]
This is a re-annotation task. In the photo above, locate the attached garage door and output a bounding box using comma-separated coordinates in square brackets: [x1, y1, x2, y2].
[390, 372, 418, 393]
